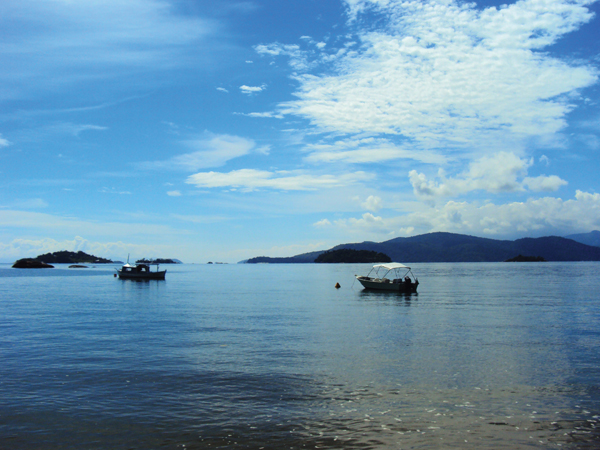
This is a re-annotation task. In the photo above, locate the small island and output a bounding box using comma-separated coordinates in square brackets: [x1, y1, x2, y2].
[135, 258, 182, 264]
[504, 255, 547, 262]
[315, 249, 392, 264]
[12, 250, 113, 268]
[12, 259, 54, 269]
[31, 251, 113, 264]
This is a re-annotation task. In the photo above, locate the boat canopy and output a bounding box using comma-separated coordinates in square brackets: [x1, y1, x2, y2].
[373, 263, 410, 270]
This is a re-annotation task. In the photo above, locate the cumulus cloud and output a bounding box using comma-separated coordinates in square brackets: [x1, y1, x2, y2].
[329, 190, 600, 239]
[139, 133, 268, 171]
[409, 152, 568, 200]
[361, 195, 382, 212]
[313, 219, 332, 227]
[185, 169, 374, 191]
[335, 212, 390, 234]
[269, 0, 597, 153]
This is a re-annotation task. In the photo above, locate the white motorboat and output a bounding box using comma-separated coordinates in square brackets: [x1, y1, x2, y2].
[355, 263, 418, 292]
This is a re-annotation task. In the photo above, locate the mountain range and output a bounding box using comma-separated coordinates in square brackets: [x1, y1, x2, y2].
[244, 231, 600, 263]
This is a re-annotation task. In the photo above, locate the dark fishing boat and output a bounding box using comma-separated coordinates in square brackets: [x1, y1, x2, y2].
[116, 262, 166, 280]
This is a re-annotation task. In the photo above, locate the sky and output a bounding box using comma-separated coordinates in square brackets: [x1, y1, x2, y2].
[1, 0, 600, 263]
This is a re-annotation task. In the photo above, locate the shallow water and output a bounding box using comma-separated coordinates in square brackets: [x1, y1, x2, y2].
[1, 262, 599, 449]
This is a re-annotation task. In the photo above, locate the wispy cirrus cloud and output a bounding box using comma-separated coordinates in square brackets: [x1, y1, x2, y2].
[304, 137, 448, 164]
[0, 210, 176, 237]
[0, 0, 218, 100]
[139, 133, 270, 171]
[234, 111, 284, 119]
[186, 169, 374, 191]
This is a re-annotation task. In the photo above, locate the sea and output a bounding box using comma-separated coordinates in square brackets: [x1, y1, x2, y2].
[1, 261, 599, 450]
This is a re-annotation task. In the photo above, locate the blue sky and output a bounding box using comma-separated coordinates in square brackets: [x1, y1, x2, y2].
[1, 0, 600, 263]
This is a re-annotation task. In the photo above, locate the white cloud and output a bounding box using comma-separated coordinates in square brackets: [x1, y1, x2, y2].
[139, 133, 267, 171]
[0, 134, 11, 147]
[216, 87, 229, 93]
[409, 152, 567, 200]
[0, 236, 173, 261]
[361, 195, 382, 211]
[235, 111, 285, 119]
[272, 0, 597, 154]
[523, 175, 568, 192]
[240, 84, 266, 94]
[185, 169, 374, 191]
[328, 190, 600, 240]
[254, 42, 316, 71]
[313, 219, 332, 227]
[304, 137, 448, 164]
[335, 212, 390, 234]
[167, 190, 181, 197]
[99, 187, 132, 195]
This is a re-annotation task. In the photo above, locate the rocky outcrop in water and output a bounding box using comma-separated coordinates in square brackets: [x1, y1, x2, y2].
[12, 259, 54, 269]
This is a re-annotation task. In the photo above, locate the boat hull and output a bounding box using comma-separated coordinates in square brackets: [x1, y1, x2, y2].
[117, 270, 166, 280]
[356, 276, 418, 292]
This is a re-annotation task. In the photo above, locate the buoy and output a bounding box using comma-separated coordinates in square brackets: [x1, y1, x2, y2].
[335, 282, 341, 289]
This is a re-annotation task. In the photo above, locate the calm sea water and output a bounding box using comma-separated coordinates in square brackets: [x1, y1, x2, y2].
[1, 262, 599, 449]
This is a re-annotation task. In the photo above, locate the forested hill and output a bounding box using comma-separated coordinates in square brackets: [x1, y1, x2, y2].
[332, 233, 600, 262]
[32, 251, 113, 264]
[567, 230, 600, 247]
[244, 232, 600, 263]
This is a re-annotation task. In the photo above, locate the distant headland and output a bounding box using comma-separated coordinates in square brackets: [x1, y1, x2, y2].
[243, 231, 600, 263]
